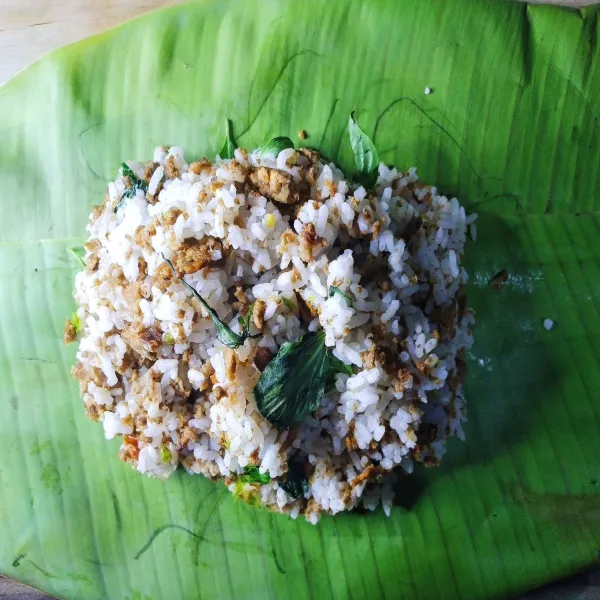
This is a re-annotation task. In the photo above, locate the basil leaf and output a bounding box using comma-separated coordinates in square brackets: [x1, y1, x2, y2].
[348, 112, 379, 189]
[327, 351, 353, 377]
[115, 162, 148, 212]
[324, 350, 353, 392]
[239, 465, 270, 485]
[279, 456, 309, 499]
[257, 136, 294, 158]
[253, 330, 329, 427]
[67, 246, 86, 267]
[328, 285, 353, 306]
[162, 257, 248, 349]
[219, 119, 236, 159]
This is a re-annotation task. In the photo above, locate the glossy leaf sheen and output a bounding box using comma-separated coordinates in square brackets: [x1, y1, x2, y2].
[348, 112, 379, 188]
[1, 1, 600, 599]
[220, 119, 236, 159]
[256, 136, 294, 158]
[327, 352, 353, 378]
[254, 330, 329, 427]
[279, 457, 309, 499]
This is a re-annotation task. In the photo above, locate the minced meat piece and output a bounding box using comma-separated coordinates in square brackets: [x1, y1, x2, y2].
[122, 323, 162, 361]
[350, 465, 382, 487]
[248, 167, 299, 205]
[164, 155, 180, 179]
[299, 223, 327, 261]
[252, 300, 266, 330]
[172, 237, 222, 275]
[232, 286, 249, 315]
[63, 319, 78, 344]
[152, 261, 173, 292]
[253, 346, 273, 372]
[162, 207, 183, 225]
[134, 225, 155, 252]
[189, 159, 212, 175]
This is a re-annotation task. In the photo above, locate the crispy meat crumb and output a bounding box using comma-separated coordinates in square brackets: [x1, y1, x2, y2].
[351, 465, 382, 488]
[172, 237, 223, 275]
[253, 346, 273, 372]
[248, 167, 299, 205]
[63, 319, 78, 344]
[253, 300, 266, 330]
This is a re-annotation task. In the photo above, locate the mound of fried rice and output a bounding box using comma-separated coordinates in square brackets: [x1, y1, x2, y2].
[67, 143, 476, 523]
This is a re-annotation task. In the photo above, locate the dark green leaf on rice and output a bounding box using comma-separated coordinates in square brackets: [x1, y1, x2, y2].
[254, 330, 329, 427]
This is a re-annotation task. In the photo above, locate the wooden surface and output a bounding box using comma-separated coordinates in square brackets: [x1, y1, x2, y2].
[0, 0, 187, 85]
[1, 0, 599, 86]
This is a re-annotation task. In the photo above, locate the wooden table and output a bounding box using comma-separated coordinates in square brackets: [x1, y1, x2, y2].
[0, 0, 188, 85]
[0, 0, 597, 86]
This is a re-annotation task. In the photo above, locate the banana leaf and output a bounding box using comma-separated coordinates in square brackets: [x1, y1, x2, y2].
[1, 0, 600, 598]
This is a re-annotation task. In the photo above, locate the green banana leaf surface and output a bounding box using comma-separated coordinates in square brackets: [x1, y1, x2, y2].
[1, 0, 600, 598]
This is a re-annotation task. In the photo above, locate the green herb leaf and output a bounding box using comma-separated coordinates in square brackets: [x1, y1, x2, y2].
[327, 351, 353, 377]
[281, 296, 296, 311]
[67, 247, 86, 268]
[254, 330, 329, 427]
[69, 312, 82, 334]
[328, 285, 353, 306]
[115, 162, 148, 212]
[257, 136, 294, 158]
[162, 257, 250, 349]
[279, 456, 309, 499]
[219, 119, 236, 159]
[324, 350, 353, 392]
[160, 446, 172, 463]
[348, 112, 379, 189]
[163, 332, 175, 345]
[239, 465, 271, 485]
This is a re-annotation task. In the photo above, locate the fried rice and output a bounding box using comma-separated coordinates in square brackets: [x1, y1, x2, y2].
[66, 143, 476, 523]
